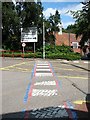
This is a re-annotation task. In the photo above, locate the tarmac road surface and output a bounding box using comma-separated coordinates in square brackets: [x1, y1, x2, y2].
[0, 57, 89, 119]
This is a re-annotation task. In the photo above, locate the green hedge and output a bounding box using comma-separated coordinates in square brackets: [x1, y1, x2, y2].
[0, 45, 81, 60]
[0, 52, 42, 58]
[44, 45, 81, 60]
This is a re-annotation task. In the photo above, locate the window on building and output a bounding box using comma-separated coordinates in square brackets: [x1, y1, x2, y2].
[72, 42, 78, 49]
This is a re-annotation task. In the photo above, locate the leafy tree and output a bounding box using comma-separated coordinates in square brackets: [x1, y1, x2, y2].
[65, 24, 77, 34]
[16, 0, 44, 50]
[45, 10, 61, 45]
[2, 0, 44, 50]
[71, 1, 90, 47]
[2, 2, 21, 50]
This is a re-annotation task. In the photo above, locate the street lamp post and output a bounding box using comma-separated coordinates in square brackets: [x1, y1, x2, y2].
[43, 21, 45, 59]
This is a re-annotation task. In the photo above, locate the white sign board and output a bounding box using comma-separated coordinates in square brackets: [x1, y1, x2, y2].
[21, 27, 38, 42]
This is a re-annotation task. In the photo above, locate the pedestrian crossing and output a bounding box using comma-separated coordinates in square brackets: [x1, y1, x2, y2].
[28, 61, 59, 98]
[35, 61, 53, 77]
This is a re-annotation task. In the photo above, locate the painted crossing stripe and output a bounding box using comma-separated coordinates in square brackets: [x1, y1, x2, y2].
[73, 61, 79, 63]
[37, 64, 48, 66]
[32, 89, 58, 96]
[34, 81, 56, 86]
[35, 73, 53, 76]
[36, 66, 49, 68]
[62, 60, 69, 63]
[36, 69, 51, 71]
[84, 61, 89, 63]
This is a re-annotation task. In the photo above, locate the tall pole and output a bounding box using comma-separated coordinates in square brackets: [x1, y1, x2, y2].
[34, 42, 35, 53]
[43, 22, 45, 59]
[68, 32, 70, 46]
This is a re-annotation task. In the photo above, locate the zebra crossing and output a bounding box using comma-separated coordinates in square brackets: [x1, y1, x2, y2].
[28, 61, 59, 97]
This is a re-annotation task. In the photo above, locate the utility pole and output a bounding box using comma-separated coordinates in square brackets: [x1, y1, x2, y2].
[43, 22, 45, 59]
[68, 31, 70, 46]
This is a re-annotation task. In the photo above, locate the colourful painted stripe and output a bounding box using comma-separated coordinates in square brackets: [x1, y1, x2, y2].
[64, 101, 78, 120]
[28, 64, 37, 99]
[49, 62, 62, 89]
[64, 102, 73, 119]
[24, 83, 31, 103]
[23, 63, 36, 103]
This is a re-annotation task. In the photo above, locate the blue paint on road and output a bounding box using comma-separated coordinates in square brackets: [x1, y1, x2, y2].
[49, 62, 62, 88]
[24, 83, 31, 103]
[23, 63, 36, 103]
[67, 101, 78, 120]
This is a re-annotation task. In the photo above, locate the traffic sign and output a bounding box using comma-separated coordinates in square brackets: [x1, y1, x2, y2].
[22, 43, 26, 47]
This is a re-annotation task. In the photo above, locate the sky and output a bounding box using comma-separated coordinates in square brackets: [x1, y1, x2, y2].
[42, 1, 84, 28]
[12, 0, 85, 28]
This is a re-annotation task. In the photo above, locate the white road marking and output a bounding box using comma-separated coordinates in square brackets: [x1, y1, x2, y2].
[62, 60, 69, 63]
[34, 81, 56, 86]
[35, 73, 53, 76]
[32, 89, 57, 96]
[84, 61, 89, 63]
[36, 69, 50, 71]
[73, 61, 79, 63]
[37, 64, 49, 66]
[37, 66, 49, 68]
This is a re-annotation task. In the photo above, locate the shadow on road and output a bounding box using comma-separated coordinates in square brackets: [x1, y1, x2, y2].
[1, 103, 89, 120]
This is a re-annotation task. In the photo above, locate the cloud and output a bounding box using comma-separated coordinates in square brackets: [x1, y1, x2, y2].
[61, 3, 83, 17]
[43, 3, 84, 28]
[43, 8, 61, 18]
[43, 3, 83, 18]
[42, 0, 84, 2]
[62, 21, 75, 28]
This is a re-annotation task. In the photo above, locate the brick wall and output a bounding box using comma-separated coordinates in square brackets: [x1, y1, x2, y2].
[55, 32, 81, 53]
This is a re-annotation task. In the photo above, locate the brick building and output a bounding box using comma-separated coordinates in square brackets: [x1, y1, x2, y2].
[55, 32, 81, 53]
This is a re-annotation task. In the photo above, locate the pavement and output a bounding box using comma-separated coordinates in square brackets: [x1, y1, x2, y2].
[0, 57, 90, 119]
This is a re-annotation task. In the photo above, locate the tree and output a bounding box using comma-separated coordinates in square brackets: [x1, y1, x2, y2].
[65, 24, 77, 34]
[2, 2, 21, 50]
[45, 10, 61, 45]
[71, 1, 90, 47]
[2, 0, 44, 50]
[16, 0, 44, 50]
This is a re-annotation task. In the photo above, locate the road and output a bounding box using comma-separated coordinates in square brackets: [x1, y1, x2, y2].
[0, 57, 90, 119]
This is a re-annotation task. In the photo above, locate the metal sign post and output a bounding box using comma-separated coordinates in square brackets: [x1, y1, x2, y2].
[22, 43, 26, 53]
[34, 42, 35, 53]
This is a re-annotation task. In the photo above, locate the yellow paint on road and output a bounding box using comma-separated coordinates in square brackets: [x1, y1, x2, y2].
[0, 62, 29, 70]
[15, 67, 31, 71]
[58, 75, 88, 79]
[54, 67, 86, 72]
[73, 100, 90, 104]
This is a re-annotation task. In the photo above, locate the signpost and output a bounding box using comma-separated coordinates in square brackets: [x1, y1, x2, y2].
[22, 43, 26, 53]
[21, 27, 38, 43]
[21, 27, 38, 53]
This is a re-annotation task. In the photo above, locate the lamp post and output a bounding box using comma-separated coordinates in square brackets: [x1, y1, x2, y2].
[43, 21, 45, 59]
